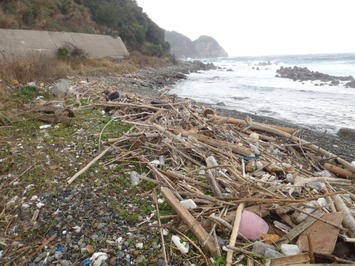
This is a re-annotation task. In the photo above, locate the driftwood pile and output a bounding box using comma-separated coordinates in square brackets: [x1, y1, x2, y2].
[68, 91, 355, 265]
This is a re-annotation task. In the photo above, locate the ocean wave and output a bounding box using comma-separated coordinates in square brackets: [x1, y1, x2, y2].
[171, 54, 355, 133]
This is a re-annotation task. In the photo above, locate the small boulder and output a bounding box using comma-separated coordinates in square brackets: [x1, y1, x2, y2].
[345, 80, 355, 88]
[330, 80, 340, 86]
[216, 102, 226, 106]
[337, 128, 355, 142]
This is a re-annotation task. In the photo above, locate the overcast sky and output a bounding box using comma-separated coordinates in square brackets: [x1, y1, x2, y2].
[136, 0, 355, 56]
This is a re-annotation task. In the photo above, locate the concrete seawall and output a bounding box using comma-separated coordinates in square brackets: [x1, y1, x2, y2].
[0, 29, 129, 59]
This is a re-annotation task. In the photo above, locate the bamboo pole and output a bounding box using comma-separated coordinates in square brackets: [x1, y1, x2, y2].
[226, 203, 245, 266]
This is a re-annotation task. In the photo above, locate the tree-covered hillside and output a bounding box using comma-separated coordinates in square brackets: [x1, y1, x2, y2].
[0, 0, 170, 56]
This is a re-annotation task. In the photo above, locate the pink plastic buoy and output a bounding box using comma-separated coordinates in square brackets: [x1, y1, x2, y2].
[238, 210, 269, 241]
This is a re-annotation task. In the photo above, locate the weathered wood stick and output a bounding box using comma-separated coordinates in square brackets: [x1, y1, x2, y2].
[160, 170, 210, 189]
[206, 169, 223, 197]
[217, 191, 345, 203]
[153, 189, 168, 266]
[226, 203, 245, 266]
[95, 102, 161, 110]
[246, 122, 355, 172]
[96, 100, 190, 110]
[67, 146, 112, 184]
[333, 195, 355, 237]
[178, 129, 252, 156]
[226, 245, 264, 259]
[324, 163, 355, 179]
[269, 253, 311, 265]
[209, 114, 297, 134]
[208, 214, 233, 230]
[161, 187, 219, 256]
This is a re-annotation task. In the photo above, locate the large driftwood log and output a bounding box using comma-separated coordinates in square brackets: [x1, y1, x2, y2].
[209, 114, 297, 134]
[324, 163, 355, 179]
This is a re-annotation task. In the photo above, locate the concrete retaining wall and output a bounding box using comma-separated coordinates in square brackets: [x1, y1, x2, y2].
[0, 29, 129, 59]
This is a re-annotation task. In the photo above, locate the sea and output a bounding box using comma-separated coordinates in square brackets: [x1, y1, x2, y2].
[169, 53, 355, 134]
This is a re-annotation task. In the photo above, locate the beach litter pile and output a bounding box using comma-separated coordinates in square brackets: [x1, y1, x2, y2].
[62, 85, 355, 265]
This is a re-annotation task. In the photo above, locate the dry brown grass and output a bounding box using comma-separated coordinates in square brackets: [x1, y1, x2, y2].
[0, 53, 178, 99]
[0, 86, 9, 101]
[0, 51, 175, 85]
[127, 51, 173, 68]
[71, 52, 174, 76]
[0, 54, 71, 85]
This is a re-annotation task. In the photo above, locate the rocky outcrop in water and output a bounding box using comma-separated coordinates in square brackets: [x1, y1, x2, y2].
[337, 128, 355, 142]
[345, 80, 355, 88]
[276, 66, 355, 87]
[165, 31, 228, 59]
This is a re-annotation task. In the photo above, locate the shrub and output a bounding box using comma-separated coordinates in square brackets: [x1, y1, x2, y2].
[71, 47, 87, 58]
[57, 47, 70, 57]
[142, 44, 165, 57]
[57, 45, 88, 58]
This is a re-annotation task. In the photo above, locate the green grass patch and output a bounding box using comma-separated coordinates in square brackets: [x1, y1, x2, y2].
[0, 119, 43, 138]
[158, 201, 175, 217]
[13, 86, 53, 103]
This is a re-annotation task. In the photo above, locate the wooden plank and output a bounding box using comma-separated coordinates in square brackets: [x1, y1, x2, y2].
[278, 209, 325, 244]
[270, 253, 310, 265]
[160, 187, 219, 256]
[297, 213, 344, 255]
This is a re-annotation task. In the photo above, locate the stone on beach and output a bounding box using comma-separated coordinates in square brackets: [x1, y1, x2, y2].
[337, 128, 355, 142]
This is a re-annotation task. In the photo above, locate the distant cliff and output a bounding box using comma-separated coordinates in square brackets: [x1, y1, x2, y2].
[165, 31, 228, 59]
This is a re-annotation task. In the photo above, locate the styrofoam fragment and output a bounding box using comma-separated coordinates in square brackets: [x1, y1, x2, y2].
[172, 235, 189, 254]
[180, 199, 197, 209]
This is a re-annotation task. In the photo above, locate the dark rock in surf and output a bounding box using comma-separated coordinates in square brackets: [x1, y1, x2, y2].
[276, 66, 354, 87]
[174, 72, 187, 79]
[330, 80, 340, 86]
[345, 80, 355, 88]
[337, 128, 355, 142]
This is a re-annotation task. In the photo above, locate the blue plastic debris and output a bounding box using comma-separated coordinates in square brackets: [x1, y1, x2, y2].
[239, 155, 260, 160]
